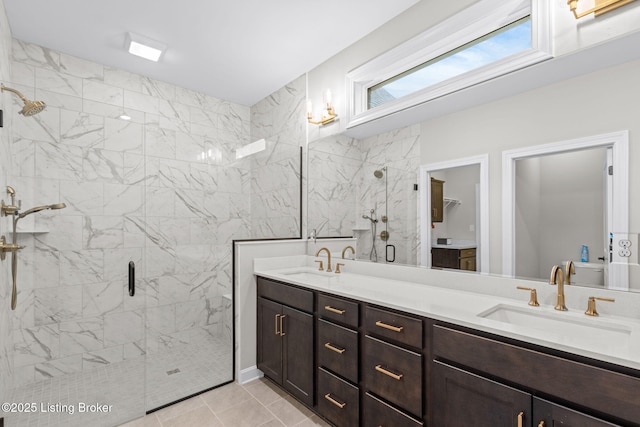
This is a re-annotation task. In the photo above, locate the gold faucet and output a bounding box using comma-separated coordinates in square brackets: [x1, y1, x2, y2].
[564, 261, 575, 285]
[315, 247, 332, 272]
[550, 265, 568, 311]
[341, 245, 355, 259]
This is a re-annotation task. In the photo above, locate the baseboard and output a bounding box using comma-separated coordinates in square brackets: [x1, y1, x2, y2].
[238, 366, 263, 384]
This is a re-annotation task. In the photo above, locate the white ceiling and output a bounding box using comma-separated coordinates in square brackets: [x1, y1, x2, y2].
[3, 0, 419, 106]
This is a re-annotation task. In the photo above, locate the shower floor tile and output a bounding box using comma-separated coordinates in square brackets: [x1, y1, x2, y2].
[4, 332, 232, 427]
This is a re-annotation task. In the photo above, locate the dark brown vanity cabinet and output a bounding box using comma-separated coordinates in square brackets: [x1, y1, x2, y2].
[257, 277, 314, 407]
[431, 247, 476, 271]
[256, 276, 640, 427]
[363, 305, 424, 422]
[316, 294, 360, 427]
[431, 325, 638, 427]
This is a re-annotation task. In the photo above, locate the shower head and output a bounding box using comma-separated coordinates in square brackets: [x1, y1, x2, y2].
[6, 186, 15, 195]
[373, 166, 387, 179]
[1, 84, 47, 116]
[18, 203, 66, 219]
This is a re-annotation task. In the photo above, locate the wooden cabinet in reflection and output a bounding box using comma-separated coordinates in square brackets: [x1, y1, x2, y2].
[432, 247, 476, 271]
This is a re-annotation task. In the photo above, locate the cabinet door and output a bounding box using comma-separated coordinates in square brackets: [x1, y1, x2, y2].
[282, 305, 314, 407]
[257, 297, 283, 383]
[431, 178, 444, 222]
[432, 361, 531, 427]
[534, 398, 622, 427]
[432, 248, 459, 269]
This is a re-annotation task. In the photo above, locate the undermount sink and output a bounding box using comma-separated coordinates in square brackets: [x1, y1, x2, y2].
[478, 304, 632, 351]
[281, 269, 337, 282]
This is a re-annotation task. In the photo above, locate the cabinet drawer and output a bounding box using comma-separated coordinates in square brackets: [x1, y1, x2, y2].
[365, 305, 422, 348]
[433, 325, 640, 425]
[257, 277, 313, 313]
[317, 293, 359, 328]
[459, 248, 476, 259]
[317, 319, 358, 384]
[364, 335, 423, 417]
[363, 392, 424, 427]
[317, 367, 359, 427]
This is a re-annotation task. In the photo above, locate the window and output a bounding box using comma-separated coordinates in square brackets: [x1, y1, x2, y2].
[347, 0, 551, 127]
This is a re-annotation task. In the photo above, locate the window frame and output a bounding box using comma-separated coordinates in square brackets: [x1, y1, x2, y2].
[346, 0, 552, 128]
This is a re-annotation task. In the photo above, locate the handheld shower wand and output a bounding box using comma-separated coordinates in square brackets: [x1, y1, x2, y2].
[1, 185, 66, 310]
[362, 209, 378, 262]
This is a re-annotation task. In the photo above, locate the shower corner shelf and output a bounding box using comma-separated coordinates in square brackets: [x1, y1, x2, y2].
[16, 226, 50, 234]
[443, 197, 461, 208]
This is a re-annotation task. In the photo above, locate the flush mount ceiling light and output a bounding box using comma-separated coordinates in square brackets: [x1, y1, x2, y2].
[125, 32, 166, 62]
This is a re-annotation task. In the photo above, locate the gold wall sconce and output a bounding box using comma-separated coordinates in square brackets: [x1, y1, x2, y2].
[567, 0, 636, 19]
[307, 90, 337, 125]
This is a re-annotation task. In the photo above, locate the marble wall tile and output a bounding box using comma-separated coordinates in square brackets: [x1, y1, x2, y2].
[59, 53, 104, 80]
[104, 310, 144, 347]
[82, 280, 124, 318]
[146, 305, 176, 336]
[83, 80, 124, 106]
[104, 66, 142, 92]
[83, 216, 124, 249]
[14, 106, 60, 143]
[10, 137, 36, 177]
[13, 325, 60, 367]
[35, 67, 83, 97]
[83, 148, 124, 183]
[60, 110, 104, 148]
[59, 317, 104, 357]
[141, 77, 175, 100]
[35, 141, 83, 180]
[12, 39, 60, 71]
[60, 181, 104, 215]
[145, 125, 176, 159]
[10, 60, 35, 87]
[125, 90, 159, 115]
[103, 247, 142, 283]
[104, 183, 144, 216]
[34, 285, 83, 325]
[158, 99, 190, 133]
[58, 249, 104, 286]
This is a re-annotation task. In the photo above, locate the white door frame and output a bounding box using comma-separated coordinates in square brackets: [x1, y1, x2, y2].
[419, 154, 490, 273]
[502, 130, 629, 289]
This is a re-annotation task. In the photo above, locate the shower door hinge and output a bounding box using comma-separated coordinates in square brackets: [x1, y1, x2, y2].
[608, 165, 613, 175]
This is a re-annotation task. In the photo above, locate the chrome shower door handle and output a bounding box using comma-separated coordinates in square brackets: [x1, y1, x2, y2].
[128, 261, 135, 297]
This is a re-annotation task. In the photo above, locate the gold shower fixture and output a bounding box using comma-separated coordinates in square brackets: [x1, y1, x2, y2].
[1, 84, 47, 116]
[567, 0, 636, 19]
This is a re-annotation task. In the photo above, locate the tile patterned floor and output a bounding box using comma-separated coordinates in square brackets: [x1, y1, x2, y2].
[119, 378, 332, 427]
[4, 331, 233, 427]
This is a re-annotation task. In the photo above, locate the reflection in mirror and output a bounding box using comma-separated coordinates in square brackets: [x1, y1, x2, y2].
[419, 155, 489, 273]
[307, 126, 420, 265]
[504, 131, 630, 291]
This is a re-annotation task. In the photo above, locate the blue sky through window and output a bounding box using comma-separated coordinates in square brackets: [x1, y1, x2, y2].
[369, 17, 531, 108]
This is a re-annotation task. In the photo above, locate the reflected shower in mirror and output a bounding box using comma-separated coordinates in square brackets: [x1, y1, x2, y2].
[307, 126, 420, 265]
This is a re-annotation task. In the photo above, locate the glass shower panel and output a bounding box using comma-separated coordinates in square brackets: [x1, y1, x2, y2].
[4, 144, 147, 425]
[142, 107, 236, 411]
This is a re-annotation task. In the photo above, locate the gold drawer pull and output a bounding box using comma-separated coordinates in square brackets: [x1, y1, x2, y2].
[279, 314, 286, 337]
[325, 305, 346, 315]
[375, 364, 403, 380]
[538, 422, 545, 427]
[375, 320, 403, 332]
[324, 342, 346, 354]
[274, 314, 280, 335]
[517, 411, 524, 427]
[324, 393, 346, 409]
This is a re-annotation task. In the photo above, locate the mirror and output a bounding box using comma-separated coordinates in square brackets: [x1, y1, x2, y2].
[306, 127, 639, 293]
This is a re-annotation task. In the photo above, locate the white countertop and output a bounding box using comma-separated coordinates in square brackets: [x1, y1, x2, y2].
[254, 255, 640, 371]
[431, 244, 476, 250]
